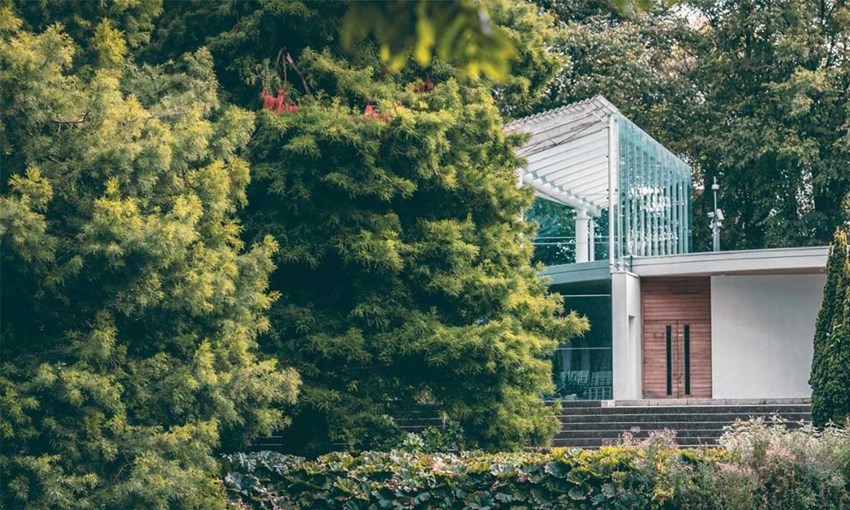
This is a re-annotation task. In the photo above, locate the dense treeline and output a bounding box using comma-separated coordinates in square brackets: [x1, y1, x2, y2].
[540, 0, 850, 250]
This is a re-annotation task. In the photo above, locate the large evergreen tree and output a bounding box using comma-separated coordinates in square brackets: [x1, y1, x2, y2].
[144, 0, 588, 454]
[811, 228, 850, 426]
[0, 11, 298, 508]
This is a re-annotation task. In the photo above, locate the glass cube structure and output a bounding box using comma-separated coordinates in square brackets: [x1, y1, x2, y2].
[507, 95, 693, 268]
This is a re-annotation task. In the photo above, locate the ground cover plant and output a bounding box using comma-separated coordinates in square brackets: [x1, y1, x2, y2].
[223, 419, 850, 510]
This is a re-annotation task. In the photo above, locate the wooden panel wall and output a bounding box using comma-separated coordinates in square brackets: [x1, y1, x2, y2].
[642, 277, 712, 398]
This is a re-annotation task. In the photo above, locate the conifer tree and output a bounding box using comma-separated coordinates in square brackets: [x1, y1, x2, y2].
[147, 0, 586, 454]
[0, 12, 298, 508]
[811, 228, 850, 426]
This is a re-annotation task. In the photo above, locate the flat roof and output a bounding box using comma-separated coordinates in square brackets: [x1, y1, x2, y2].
[540, 246, 829, 284]
[630, 246, 828, 277]
[541, 259, 611, 285]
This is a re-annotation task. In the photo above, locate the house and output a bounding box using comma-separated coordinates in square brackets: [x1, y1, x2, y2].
[507, 96, 828, 408]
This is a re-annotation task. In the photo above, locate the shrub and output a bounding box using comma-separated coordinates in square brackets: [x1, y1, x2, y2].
[719, 418, 850, 510]
[222, 420, 850, 509]
[811, 228, 850, 426]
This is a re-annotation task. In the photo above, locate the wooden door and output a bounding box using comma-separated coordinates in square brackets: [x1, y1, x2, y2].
[642, 278, 712, 399]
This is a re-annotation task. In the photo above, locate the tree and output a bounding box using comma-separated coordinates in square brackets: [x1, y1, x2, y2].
[537, 0, 699, 151]
[685, 0, 850, 250]
[810, 228, 850, 427]
[0, 12, 298, 508]
[537, 0, 850, 251]
[144, 0, 587, 454]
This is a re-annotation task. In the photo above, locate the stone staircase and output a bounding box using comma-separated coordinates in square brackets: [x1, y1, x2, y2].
[552, 398, 812, 448]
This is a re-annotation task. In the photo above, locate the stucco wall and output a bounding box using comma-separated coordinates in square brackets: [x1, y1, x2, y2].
[711, 274, 825, 399]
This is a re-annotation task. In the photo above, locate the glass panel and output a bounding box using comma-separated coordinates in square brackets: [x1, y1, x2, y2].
[616, 114, 692, 264]
[527, 197, 609, 265]
[527, 197, 574, 265]
[548, 292, 612, 400]
[552, 347, 612, 400]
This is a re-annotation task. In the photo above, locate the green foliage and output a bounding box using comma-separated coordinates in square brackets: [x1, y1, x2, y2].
[397, 419, 467, 454]
[245, 48, 586, 455]
[144, 0, 563, 117]
[717, 419, 850, 510]
[811, 228, 850, 427]
[0, 13, 299, 509]
[686, 0, 850, 249]
[222, 420, 850, 509]
[539, 0, 698, 149]
[12, 0, 164, 55]
[341, 0, 516, 79]
[137, 0, 585, 455]
[538, 0, 850, 250]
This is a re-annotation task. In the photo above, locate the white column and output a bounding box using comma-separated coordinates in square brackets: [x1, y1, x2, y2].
[607, 115, 619, 270]
[612, 271, 642, 400]
[588, 218, 596, 261]
[575, 208, 589, 263]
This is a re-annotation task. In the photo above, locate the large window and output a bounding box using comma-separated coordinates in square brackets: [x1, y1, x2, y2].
[549, 284, 612, 400]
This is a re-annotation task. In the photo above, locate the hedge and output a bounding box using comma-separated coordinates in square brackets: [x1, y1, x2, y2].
[222, 420, 850, 510]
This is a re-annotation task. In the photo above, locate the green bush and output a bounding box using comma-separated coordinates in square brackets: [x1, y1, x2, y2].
[222, 420, 850, 509]
[811, 228, 850, 426]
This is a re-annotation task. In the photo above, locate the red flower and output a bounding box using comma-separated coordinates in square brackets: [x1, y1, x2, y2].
[364, 104, 388, 121]
[260, 88, 299, 114]
[260, 90, 276, 110]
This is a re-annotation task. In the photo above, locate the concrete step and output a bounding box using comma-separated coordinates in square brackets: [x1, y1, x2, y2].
[555, 404, 811, 416]
[550, 437, 719, 448]
[552, 400, 811, 449]
[554, 419, 804, 431]
[558, 412, 811, 424]
[556, 428, 725, 440]
[554, 400, 603, 409]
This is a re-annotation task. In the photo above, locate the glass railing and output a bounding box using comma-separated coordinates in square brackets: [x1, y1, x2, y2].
[551, 347, 613, 401]
[532, 237, 610, 266]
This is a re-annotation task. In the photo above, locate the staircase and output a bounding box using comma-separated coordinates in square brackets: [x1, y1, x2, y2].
[553, 399, 812, 448]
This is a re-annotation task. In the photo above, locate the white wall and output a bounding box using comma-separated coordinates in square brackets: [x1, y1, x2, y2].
[711, 274, 825, 399]
[612, 271, 642, 400]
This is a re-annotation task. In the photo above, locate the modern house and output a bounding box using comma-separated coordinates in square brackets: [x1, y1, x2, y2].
[507, 96, 828, 410]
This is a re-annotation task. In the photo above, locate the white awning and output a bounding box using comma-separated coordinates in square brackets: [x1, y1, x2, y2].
[506, 95, 619, 217]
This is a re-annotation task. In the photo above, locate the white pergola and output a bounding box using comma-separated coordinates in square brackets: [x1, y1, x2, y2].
[506, 95, 692, 267]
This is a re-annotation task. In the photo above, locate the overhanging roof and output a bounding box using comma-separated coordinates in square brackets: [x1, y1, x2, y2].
[538, 246, 828, 285]
[506, 96, 619, 217]
[630, 246, 829, 277]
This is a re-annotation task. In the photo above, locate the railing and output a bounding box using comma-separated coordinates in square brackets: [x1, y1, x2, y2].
[532, 237, 609, 266]
[551, 347, 613, 401]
